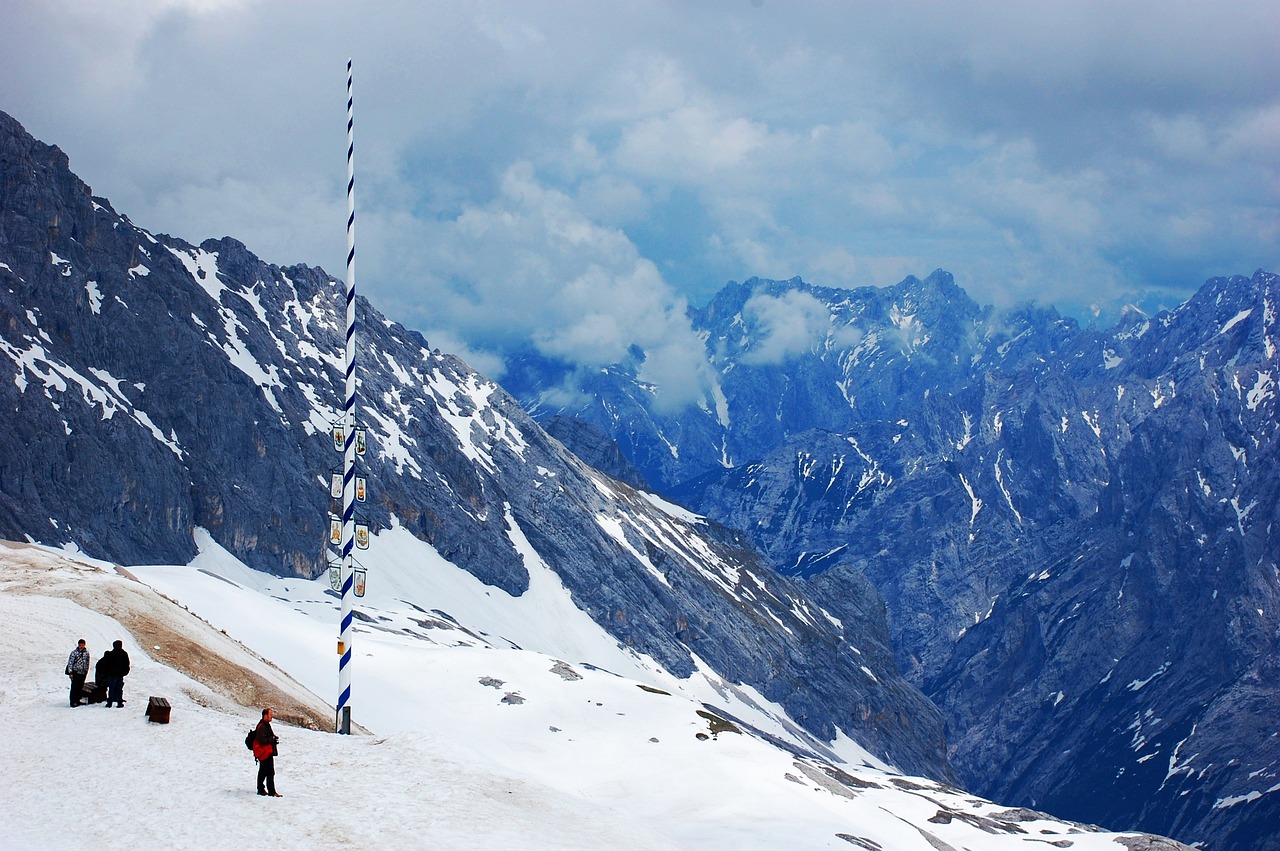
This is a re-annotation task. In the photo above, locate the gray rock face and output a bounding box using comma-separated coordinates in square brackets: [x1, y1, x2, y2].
[542, 415, 650, 490]
[0, 110, 951, 780]
[503, 271, 1280, 850]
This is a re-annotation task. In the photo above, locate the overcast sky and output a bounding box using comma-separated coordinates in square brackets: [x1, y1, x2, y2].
[4, 0, 1278, 387]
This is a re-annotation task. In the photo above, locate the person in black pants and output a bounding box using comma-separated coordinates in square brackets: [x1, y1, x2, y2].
[102, 640, 130, 707]
[65, 639, 90, 707]
[252, 707, 282, 797]
[94, 652, 110, 702]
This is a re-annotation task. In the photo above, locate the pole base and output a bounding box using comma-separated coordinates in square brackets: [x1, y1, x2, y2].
[337, 705, 351, 735]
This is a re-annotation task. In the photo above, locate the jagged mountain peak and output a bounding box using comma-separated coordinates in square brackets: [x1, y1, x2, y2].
[1182, 268, 1277, 335]
[1106, 268, 1280, 387]
[700, 269, 977, 326]
[887, 268, 969, 310]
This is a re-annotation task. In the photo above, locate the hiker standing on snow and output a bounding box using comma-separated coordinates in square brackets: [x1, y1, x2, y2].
[253, 707, 282, 797]
[65, 639, 90, 707]
[103, 640, 130, 708]
[94, 651, 110, 701]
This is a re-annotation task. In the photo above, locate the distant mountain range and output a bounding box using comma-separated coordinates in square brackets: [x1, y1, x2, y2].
[503, 271, 1280, 850]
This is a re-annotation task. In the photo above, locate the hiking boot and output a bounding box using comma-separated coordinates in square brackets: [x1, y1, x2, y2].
[269, 792, 282, 797]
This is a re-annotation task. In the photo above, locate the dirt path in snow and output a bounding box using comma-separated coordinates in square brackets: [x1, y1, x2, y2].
[0, 540, 336, 732]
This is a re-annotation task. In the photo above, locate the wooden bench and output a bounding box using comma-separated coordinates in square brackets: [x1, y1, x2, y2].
[145, 696, 171, 724]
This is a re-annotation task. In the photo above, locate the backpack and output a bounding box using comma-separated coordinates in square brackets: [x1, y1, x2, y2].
[245, 727, 256, 751]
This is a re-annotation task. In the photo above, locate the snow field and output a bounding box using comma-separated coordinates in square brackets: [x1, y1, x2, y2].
[2, 537, 1183, 849]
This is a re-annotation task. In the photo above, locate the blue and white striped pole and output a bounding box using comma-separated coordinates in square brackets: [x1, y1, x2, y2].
[337, 58, 357, 735]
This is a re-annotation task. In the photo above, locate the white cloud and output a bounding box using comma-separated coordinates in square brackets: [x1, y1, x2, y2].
[147, 175, 343, 268]
[415, 330, 506, 382]
[617, 106, 772, 179]
[586, 53, 692, 125]
[740, 290, 833, 364]
[386, 164, 714, 407]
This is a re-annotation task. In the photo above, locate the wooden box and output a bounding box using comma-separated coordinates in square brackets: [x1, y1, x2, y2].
[145, 696, 171, 724]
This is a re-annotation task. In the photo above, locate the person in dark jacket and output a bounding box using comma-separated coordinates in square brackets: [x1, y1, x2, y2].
[252, 707, 281, 797]
[94, 652, 110, 701]
[102, 640, 130, 708]
[65, 639, 90, 707]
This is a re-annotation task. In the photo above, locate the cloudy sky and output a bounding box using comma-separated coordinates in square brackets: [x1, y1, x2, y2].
[4, 0, 1278, 386]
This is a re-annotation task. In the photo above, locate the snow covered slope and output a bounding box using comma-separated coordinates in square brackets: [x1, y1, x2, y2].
[2, 540, 1191, 850]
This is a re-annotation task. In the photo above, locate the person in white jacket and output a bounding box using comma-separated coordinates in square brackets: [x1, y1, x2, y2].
[65, 639, 90, 707]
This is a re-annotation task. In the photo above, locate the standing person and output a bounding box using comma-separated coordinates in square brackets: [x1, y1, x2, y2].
[252, 707, 282, 797]
[94, 651, 110, 702]
[65, 639, 90, 707]
[103, 640, 130, 708]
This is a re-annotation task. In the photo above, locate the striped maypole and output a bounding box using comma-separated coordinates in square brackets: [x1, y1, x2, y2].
[337, 58, 358, 735]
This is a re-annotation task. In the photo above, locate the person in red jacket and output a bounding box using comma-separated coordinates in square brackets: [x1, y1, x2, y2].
[253, 707, 281, 797]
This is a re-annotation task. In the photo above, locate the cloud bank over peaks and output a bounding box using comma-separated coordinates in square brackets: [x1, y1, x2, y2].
[7, 0, 1275, 399]
[732, 286, 867, 367]
[740, 290, 838, 365]
[402, 163, 718, 411]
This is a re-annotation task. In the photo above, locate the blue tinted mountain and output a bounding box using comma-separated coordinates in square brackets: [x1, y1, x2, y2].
[541, 414, 650, 490]
[504, 271, 1280, 851]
